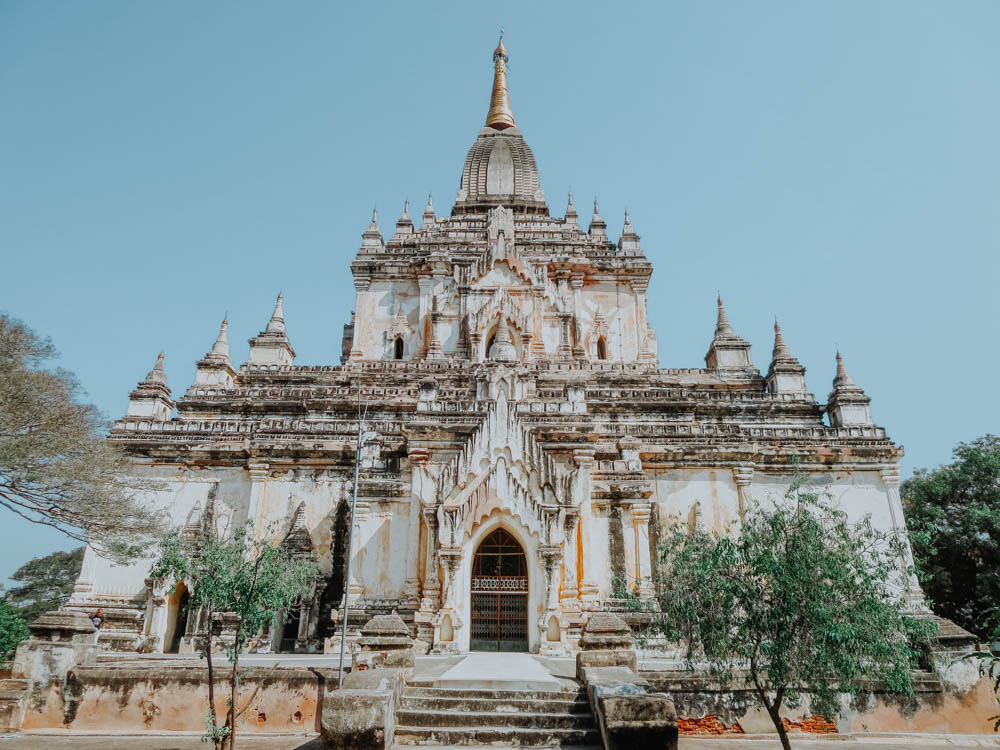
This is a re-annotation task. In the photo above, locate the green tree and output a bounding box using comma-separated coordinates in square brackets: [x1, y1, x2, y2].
[0, 592, 29, 661]
[149, 524, 317, 750]
[903, 435, 1000, 639]
[650, 473, 935, 750]
[0, 313, 164, 562]
[7, 546, 85, 622]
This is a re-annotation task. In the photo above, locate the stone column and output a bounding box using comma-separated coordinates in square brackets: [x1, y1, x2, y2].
[457, 273, 471, 359]
[531, 283, 546, 357]
[401, 457, 425, 610]
[631, 503, 657, 600]
[560, 511, 581, 611]
[419, 506, 440, 612]
[880, 465, 923, 602]
[349, 277, 370, 360]
[247, 462, 270, 538]
[570, 272, 586, 358]
[540, 546, 562, 612]
[573, 449, 600, 608]
[732, 464, 754, 522]
[402, 503, 422, 610]
[631, 279, 652, 360]
[417, 276, 433, 356]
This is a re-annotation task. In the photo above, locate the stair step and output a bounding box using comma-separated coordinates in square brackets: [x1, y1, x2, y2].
[393, 725, 602, 747]
[398, 709, 596, 730]
[403, 686, 585, 701]
[400, 696, 591, 714]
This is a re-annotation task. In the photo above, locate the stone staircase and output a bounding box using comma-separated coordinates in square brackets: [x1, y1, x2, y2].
[393, 683, 602, 748]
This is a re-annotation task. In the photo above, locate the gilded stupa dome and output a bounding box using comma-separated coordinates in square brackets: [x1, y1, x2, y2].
[454, 35, 546, 214]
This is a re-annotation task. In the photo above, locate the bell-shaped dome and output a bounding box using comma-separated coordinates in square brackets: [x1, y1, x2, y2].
[456, 127, 543, 211]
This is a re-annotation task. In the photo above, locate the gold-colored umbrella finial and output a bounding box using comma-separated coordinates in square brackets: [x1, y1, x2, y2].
[486, 31, 515, 130]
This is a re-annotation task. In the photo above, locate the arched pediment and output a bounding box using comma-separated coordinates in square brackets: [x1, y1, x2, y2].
[468, 287, 531, 338]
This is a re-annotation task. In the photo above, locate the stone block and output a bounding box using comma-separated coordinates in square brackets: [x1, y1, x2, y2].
[353, 612, 415, 670]
[12, 610, 97, 687]
[576, 649, 637, 680]
[321, 688, 394, 750]
[599, 692, 678, 750]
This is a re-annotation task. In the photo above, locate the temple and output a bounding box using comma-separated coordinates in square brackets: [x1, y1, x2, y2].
[70, 36, 919, 656]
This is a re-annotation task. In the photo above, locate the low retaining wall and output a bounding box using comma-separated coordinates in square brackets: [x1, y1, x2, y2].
[642, 670, 998, 735]
[21, 665, 338, 734]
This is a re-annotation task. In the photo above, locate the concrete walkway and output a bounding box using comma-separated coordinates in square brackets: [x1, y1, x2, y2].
[434, 652, 566, 691]
[6, 732, 1000, 749]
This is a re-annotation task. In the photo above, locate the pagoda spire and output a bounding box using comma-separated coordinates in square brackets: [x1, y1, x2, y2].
[705, 296, 753, 375]
[145, 351, 167, 385]
[209, 317, 231, 360]
[772, 321, 792, 360]
[766, 321, 808, 395]
[485, 33, 515, 130]
[193, 316, 236, 389]
[391, 199, 414, 241]
[361, 207, 384, 250]
[265, 292, 286, 334]
[249, 293, 296, 366]
[618, 209, 641, 254]
[827, 351, 872, 426]
[126, 351, 173, 420]
[564, 190, 578, 228]
[589, 198, 607, 238]
[715, 296, 735, 337]
[422, 193, 435, 227]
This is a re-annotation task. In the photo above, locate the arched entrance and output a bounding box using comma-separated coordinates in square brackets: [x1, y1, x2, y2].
[470, 528, 528, 652]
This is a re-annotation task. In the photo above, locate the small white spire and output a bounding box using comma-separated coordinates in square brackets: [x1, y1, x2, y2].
[209, 317, 230, 358]
[361, 206, 384, 249]
[144, 351, 167, 385]
[589, 197, 607, 237]
[265, 292, 285, 334]
[423, 192, 435, 226]
[715, 296, 735, 338]
[834, 351, 856, 388]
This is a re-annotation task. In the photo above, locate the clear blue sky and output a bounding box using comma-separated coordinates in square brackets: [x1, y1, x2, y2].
[1, 1, 997, 584]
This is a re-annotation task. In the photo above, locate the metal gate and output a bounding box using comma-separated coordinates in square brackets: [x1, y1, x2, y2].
[470, 529, 528, 652]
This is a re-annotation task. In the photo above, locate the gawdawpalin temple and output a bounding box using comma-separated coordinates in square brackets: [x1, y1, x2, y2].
[69, 36, 920, 657]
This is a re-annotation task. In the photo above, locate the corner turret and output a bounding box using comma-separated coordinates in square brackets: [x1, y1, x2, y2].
[827, 352, 873, 426]
[705, 297, 754, 375]
[248, 293, 296, 366]
[126, 352, 173, 420]
[765, 322, 809, 395]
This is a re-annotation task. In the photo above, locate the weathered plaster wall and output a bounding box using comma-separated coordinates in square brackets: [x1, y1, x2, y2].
[21, 666, 333, 734]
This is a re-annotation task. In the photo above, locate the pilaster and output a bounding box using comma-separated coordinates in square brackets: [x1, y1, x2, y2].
[631, 502, 657, 601]
[349, 277, 370, 360]
[732, 463, 754, 521]
[247, 462, 269, 537]
[573, 448, 600, 608]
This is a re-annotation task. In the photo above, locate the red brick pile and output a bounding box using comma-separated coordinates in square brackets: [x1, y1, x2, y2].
[677, 715, 745, 734]
[783, 715, 838, 734]
[676, 714, 838, 735]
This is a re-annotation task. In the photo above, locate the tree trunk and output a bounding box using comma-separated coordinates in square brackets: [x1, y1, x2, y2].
[755, 685, 791, 750]
[204, 607, 222, 750]
[765, 701, 791, 750]
[227, 619, 243, 750]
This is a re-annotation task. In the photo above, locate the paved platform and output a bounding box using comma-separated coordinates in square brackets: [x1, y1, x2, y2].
[6, 733, 1000, 749]
[408, 652, 580, 691]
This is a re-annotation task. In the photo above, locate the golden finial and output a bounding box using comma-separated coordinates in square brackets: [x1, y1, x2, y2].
[486, 31, 515, 130]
